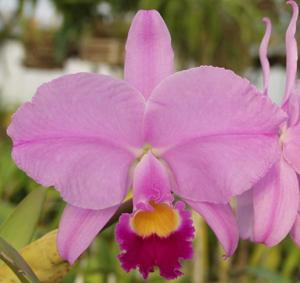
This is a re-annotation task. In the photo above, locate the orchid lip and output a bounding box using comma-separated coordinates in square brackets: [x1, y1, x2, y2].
[130, 201, 181, 238]
[115, 201, 195, 280]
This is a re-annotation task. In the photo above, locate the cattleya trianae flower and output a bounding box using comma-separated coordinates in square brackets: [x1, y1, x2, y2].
[8, 9, 286, 280]
[238, 0, 300, 247]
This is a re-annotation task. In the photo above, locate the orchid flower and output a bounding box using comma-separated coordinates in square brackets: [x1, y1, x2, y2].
[237, 0, 300, 247]
[8, 10, 286, 280]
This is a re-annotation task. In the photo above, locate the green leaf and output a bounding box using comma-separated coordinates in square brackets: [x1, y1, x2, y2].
[282, 243, 300, 278]
[246, 267, 292, 283]
[0, 189, 46, 250]
[0, 236, 40, 283]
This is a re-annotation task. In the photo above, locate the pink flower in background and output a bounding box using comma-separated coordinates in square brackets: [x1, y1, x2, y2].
[8, 9, 286, 280]
[237, 0, 300, 247]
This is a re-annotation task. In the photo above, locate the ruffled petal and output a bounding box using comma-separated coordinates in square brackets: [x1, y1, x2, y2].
[8, 73, 145, 209]
[133, 152, 172, 210]
[252, 159, 299, 246]
[124, 10, 174, 99]
[57, 204, 119, 264]
[115, 201, 194, 280]
[144, 67, 286, 203]
[187, 200, 238, 256]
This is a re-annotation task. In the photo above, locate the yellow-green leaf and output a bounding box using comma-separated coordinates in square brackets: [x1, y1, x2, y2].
[0, 189, 46, 250]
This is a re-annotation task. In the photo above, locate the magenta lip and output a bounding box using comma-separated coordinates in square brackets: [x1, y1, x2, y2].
[115, 201, 195, 280]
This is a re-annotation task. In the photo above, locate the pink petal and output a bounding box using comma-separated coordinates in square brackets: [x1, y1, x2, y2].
[283, 0, 299, 105]
[187, 200, 238, 256]
[57, 204, 119, 264]
[163, 135, 281, 203]
[283, 125, 300, 174]
[237, 190, 254, 240]
[290, 205, 300, 246]
[133, 152, 173, 210]
[286, 82, 300, 126]
[259, 18, 272, 95]
[144, 66, 286, 203]
[252, 159, 299, 246]
[124, 10, 174, 99]
[145, 66, 286, 148]
[8, 73, 145, 209]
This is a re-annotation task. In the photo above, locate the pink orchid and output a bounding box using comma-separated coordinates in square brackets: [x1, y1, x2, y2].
[237, 0, 300, 247]
[8, 10, 286, 280]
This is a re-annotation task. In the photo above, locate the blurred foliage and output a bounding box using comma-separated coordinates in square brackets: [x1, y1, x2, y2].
[1, 0, 289, 72]
[0, 0, 24, 43]
[22, 20, 62, 69]
[138, 0, 265, 72]
[48, 0, 275, 72]
[51, 0, 103, 62]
